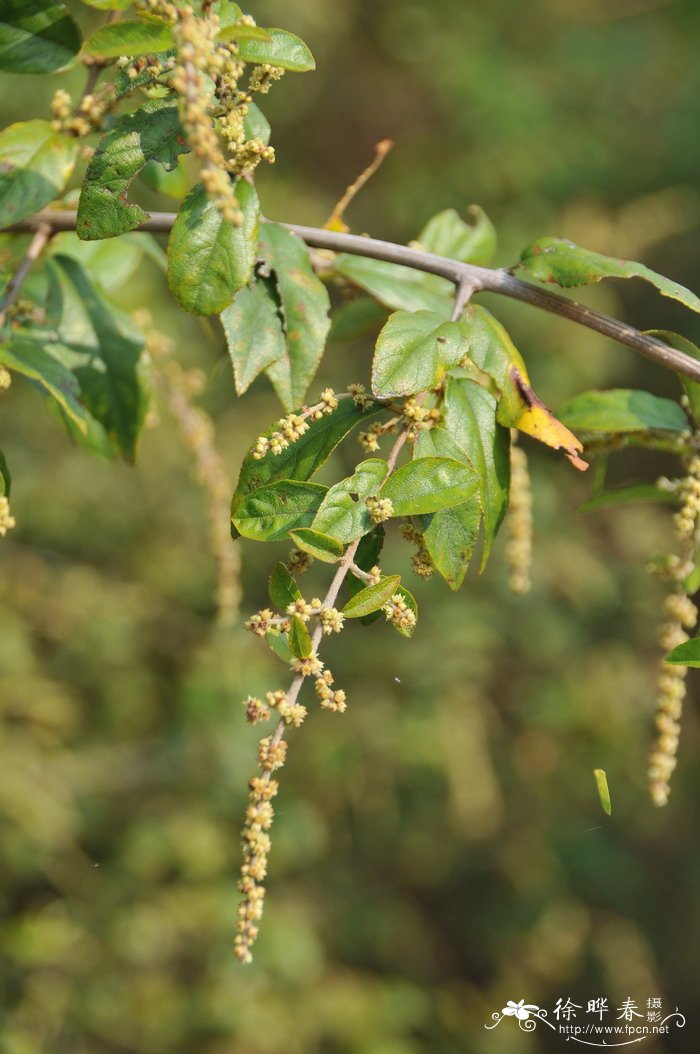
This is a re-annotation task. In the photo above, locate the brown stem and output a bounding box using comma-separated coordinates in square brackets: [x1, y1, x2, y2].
[0, 223, 52, 333]
[8, 210, 700, 383]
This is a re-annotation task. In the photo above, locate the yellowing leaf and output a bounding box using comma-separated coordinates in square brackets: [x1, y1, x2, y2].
[501, 366, 588, 471]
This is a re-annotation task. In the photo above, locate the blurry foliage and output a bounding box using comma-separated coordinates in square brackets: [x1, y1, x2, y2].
[2, 0, 700, 1050]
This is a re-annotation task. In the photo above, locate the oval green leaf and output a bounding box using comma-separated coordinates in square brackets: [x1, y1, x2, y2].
[82, 19, 175, 58]
[221, 275, 285, 395]
[332, 254, 453, 317]
[342, 575, 401, 619]
[287, 528, 344, 563]
[288, 614, 312, 659]
[379, 456, 479, 516]
[312, 458, 388, 542]
[232, 480, 327, 541]
[520, 236, 700, 315]
[0, 0, 81, 73]
[237, 27, 315, 72]
[258, 222, 331, 410]
[0, 120, 78, 228]
[559, 389, 689, 434]
[415, 205, 496, 267]
[268, 562, 301, 609]
[77, 98, 189, 241]
[372, 309, 469, 399]
[665, 638, 700, 668]
[168, 179, 259, 316]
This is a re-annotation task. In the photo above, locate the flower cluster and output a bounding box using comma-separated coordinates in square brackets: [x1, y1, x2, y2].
[506, 441, 533, 594]
[348, 383, 372, 409]
[320, 607, 344, 634]
[315, 669, 347, 712]
[400, 521, 435, 579]
[171, 11, 243, 225]
[0, 495, 15, 537]
[287, 548, 313, 575]
[648, 590, 698, 806]
[244, 608, 277, 637]
[358, 418, 397, 453]
[291, 653, 324, 677]
[251, 391, 338, 460]
[382, 592, 417, 631]
[235, 774, 278, 964]
[50, 85, 112, 137]
[366, 496, 393, 524]
[243, 695, 271, 724]
[402, 397, 440, 440]
[267, 689, 307, 728]
[673, 455, 700, 535]
[0, 366, 10, 390]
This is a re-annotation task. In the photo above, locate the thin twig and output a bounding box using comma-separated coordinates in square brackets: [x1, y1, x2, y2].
[8, 209, 700, 382]
[0, 223, 52, 332]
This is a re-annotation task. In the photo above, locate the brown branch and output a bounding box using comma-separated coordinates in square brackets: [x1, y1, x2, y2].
[0, 223, 52, 332]
[8, 209, 700, 383]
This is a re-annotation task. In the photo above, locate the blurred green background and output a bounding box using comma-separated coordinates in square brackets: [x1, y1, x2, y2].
[2, 0, 700, 1050]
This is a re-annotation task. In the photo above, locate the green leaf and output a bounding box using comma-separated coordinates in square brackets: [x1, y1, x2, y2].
[344, 525, 385, 622]
[288, 614, 312, 658]
[459, 305, 585, 466]
[332, 254, 453, 317]
[82, 18, 174, 58]
[79, 0, 133, 10]
[268, 562, 301, 609]
[329, 297, 388, 343]
[49, 230, 159, 293]
[579, 484, 679, 513]
[237, 27, 315, 72]
[342, 575, 401, 618]
[312, 458, 387, 542]
[265, 628, 292, 664]
[459, 305, 529, 409]
[217, 23, 271, 44]
[0, 0, 81, 74]
[416, 205, 496, 267]
[392, 584, 418, 638]
[232, 480, 327, 541]
[232, 398, 380, 518]
[221, 274, 285, 394]
[140, 156, 190, 200]
[442, 376, 511, 570]
[259, 222, 331, 410]
[559, 389, 689, 434]
[413, 429, 481, 590]
[645, 330, 700, 428]
[519, 236, 700, 315]
[114, 47, 176, 99]
[168, 179, 259, 316]
[242, 102, 271, 146]
[593, 769, 612, 816]
[0, 449, 10, 496]
[371, 309, 469, 399]
[422, 501, 481, 590]
[287, 528, 344, 563]
[665, 638, 700, 667]
[46, 254, 147, 461]
[0, 120, 78, 228]
[213, 1, 243, 26]
[77, 98, 189, 241]
[380, 456, 479, 516]
[0, 338, 88, 430]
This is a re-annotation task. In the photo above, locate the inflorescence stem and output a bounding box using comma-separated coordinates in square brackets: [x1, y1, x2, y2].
[7, 209, 700, 384]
